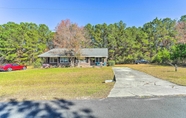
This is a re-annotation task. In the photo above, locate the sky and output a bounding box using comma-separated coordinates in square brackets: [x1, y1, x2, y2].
[0, 0, 186, 31]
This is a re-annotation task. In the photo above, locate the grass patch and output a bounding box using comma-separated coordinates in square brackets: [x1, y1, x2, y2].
[116, 64, 186, 86]
[0, 67, 114, 101]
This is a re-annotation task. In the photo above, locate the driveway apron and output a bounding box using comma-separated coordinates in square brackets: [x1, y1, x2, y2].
[108, 67, 186, 97]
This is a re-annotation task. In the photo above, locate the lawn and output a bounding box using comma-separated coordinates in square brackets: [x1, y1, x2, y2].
[117, 64, 186, 86]
[0, 67, 114, 101]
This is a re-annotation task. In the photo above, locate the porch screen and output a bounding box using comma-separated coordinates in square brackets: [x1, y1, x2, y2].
[95, 57, 103, 62]
[60, 57, 69, 63]
[50, 57, 57, 63]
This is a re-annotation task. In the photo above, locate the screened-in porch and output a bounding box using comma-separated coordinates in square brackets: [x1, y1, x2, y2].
[43, 57, 107, 67]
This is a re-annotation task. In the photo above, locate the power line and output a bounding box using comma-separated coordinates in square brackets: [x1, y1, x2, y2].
[0, 7, 176, 11]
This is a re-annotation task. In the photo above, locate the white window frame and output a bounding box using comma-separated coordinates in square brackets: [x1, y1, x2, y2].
[60, 57, 69, 63]
[50, 57, 57, 63]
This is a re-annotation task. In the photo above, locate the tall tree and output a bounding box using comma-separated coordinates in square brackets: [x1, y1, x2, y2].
[53, 19, 90, 66]
[176, 15, 186, 44]
[0, 22, 52, 65]
[143, 17, 176, 62]
[54, 19, 89, 49]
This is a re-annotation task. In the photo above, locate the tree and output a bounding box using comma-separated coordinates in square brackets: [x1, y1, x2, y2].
[171, 44, 186, 63]
[176, 15, 186, 44]
[0, 22, 20, 63]
[84, 16, 178, 64]
[53, 19, 90, 66]
[143, 17, 176, 62]
[85, 21, 148, 64]
[0, 22, 52, 65]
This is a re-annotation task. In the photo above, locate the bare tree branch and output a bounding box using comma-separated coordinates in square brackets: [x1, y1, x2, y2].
[53, 19, 91, 66]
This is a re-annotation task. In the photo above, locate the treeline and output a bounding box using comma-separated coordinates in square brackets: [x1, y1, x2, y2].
[85, 15, 186, 64]
[0, 22, 53, 65]
[0, 15, 186, 65]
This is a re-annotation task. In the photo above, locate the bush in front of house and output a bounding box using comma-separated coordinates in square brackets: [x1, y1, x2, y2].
[108, 60, 115, 66]
[33, 60, 42, 68]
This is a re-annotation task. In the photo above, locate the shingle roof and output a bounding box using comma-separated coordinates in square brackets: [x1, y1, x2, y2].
[38, 48, 108, 57]
[81, 48, 108, 57]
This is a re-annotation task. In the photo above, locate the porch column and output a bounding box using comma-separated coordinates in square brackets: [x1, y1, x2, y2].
[88, 57, 90, 65]
[95, 57, 96, 65]
[104, 58, 107, 66]
[72, 57, 75, 67]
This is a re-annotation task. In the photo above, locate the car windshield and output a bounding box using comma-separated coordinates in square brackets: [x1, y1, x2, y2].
[2, 64, 10, 66]
[13, 64, 18, 66]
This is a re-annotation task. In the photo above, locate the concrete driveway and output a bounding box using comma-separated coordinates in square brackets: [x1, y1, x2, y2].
[108, 67, 186, 97]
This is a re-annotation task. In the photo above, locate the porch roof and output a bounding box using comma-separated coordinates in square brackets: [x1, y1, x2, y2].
[38, 48, 108, 58]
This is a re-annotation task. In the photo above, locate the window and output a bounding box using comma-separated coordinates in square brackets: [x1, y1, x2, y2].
[95, 57, 103, 63]
[12, 64, 19, 66]
[60, 57, 69, 63]
[50, 57, 57, 63]
[96, 58, 99, 62]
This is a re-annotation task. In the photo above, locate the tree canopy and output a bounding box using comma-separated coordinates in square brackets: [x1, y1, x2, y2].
[85, 17, 177, 64]
[0, 22, 53, 65]
[1, 15, 186, 65]
[53, 19, 90, 57]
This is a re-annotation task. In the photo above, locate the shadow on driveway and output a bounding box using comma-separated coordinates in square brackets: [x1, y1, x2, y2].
[0, 98, 96, 118]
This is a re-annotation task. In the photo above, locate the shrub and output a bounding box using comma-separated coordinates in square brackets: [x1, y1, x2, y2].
[33, 61, 42, 68]
[152, 49, 170, 63]
[108, 60, 115, 66]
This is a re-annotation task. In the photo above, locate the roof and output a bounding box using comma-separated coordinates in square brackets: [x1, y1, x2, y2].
[38, 48, 108, 58]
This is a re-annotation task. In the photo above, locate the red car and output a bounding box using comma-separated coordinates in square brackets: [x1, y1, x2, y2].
[0, 63, 27, 71]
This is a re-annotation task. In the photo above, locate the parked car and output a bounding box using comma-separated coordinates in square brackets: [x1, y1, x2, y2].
[0, 63, 27, 71]
[135, 59, 148, 64]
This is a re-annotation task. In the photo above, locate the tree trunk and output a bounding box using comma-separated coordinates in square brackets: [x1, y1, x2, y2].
[70, 57, 74, 67]
[175, 64, 177, 72]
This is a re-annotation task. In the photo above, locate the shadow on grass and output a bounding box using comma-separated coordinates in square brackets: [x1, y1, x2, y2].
[0, 98, 96, 118]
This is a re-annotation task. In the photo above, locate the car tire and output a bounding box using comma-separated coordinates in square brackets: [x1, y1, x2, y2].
[22, 67, 26, 70]
[7, 68, 12, 71]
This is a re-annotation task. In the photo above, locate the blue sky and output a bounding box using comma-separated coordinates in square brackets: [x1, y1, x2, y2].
[1, 0, 186, 31]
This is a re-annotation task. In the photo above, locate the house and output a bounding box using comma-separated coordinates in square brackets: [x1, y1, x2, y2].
[38, 48, 108, 67]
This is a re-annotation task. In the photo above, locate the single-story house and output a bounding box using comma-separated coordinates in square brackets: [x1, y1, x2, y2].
[38, 48, 108, 67]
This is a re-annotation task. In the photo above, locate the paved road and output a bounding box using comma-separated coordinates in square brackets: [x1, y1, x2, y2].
[108, 67, 186, 97]
[0, 97, 186, 118]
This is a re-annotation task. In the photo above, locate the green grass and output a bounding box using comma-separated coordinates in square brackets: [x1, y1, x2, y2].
[116, 64, 186, 86]
[0, 67, 114, 101]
